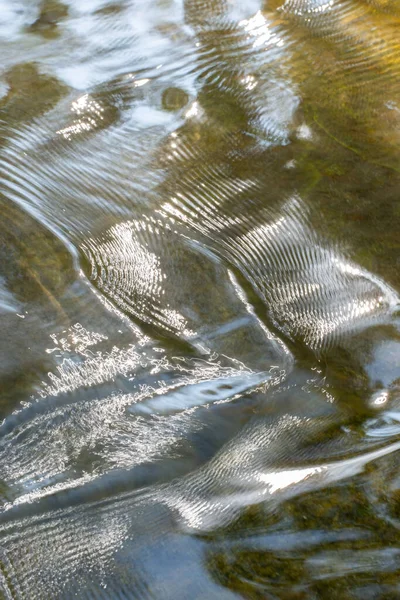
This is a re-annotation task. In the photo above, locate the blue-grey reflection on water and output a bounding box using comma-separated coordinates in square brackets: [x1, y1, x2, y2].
[0, 0, 400, 597]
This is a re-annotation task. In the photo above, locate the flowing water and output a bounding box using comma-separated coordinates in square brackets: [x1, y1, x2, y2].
[0, 0, 400, 597]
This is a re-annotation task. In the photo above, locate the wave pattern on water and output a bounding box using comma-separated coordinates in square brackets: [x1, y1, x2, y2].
[1, 0, 400, 597]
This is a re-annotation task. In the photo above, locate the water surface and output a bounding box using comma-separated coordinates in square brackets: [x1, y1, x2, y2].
[0, 0, 400, 597]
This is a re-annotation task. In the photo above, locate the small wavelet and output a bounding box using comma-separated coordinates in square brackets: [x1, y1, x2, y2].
[129, 370, 272, 415]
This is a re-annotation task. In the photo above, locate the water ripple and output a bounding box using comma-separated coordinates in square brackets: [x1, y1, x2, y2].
[1, 0, 400, 597]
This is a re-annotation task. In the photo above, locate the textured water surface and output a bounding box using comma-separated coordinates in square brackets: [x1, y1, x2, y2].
[0, 0, 400, 598]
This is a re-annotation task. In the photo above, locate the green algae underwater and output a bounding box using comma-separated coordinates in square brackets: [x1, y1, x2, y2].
[0, 0, 400, 598]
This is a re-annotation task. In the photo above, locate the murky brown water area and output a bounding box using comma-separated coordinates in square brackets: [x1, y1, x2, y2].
[0, 0, 400, 598]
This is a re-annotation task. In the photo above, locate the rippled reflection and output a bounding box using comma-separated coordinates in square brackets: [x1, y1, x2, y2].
[0, 0, 400, 597]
